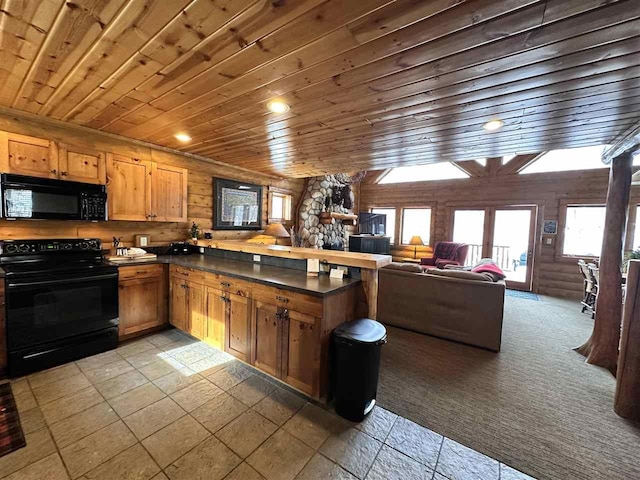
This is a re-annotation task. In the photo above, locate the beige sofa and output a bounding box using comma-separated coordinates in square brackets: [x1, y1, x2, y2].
[377, 265, 505, 351]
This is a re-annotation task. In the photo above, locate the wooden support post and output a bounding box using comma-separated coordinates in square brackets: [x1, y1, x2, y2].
[575, 151, 633, 375]
[360, 268, 379, 320]
[615, 259, 640, 419]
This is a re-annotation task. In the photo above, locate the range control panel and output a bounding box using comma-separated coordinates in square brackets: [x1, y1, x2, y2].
[0, 239, 102, 256]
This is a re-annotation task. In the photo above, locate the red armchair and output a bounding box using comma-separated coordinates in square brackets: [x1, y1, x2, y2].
[421, 242, 469, 269]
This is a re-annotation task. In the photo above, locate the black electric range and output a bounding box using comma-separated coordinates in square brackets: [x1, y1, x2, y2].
[0, 239, 119, 377]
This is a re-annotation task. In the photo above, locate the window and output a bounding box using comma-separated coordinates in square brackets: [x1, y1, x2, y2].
[632, 204, 640, 251]
[268, 190, 292, 224]
[371, 208, 396, 244]
[378, 163, 469, 183]
[401, 208, 431, 245]
[562, 205, 606, 256]
[474, 158, 487, 167]
[520, 146, 610, 174]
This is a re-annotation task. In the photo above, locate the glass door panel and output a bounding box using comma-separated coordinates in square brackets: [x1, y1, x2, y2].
[491, 208, 535, 289]
[452, 210, 485, 266]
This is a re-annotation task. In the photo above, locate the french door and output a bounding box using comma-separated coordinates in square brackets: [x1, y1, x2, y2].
[451, 206, 537, 291]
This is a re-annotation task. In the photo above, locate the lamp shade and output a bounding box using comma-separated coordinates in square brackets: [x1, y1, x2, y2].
[409, 235, 424, 246]
[263, 222, 290, 238]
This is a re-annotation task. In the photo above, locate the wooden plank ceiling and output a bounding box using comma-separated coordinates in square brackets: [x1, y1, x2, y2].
[1, 0, 639, 178]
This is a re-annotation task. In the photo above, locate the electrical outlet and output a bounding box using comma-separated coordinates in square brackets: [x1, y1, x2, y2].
[253, 255, 261, 262]
[199, 247, 205, 253]
[544, 237, 553, 245]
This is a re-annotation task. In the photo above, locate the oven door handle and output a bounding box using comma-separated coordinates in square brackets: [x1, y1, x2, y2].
[7, 272, 118, 288]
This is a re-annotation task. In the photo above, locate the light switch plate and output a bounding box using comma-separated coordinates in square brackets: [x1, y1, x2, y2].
[545, 237, 553, 245]
[253, 255, 261, 262]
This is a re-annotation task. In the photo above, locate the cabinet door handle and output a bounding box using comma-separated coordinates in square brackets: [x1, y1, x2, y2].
[60, 171, 68, 176]
[275, 295, 289, 303]
[220, 281, 231, 288]
[50, 169, 57, 174]
[136, 270, 147, 274]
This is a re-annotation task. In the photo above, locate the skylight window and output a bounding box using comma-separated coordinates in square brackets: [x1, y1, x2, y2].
[378, 162, 469, 184]
[474, 158, 487, 167]
[519, 146, 612, 174]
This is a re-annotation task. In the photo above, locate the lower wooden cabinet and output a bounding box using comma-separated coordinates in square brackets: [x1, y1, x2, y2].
[169, 275, 206, 340]
[252, 301, 281, 377]
[169, 268, 358, 400]
[0, 284, 6, 375]
[170, 276, 189, 332]
[282, 309, 320, 396]
[188, 282, 206, 340]
[251, 303, 320, 396]
[118, 265, 167, 339]
[205, 287, 226, 350]
[226, 293, 251, 362]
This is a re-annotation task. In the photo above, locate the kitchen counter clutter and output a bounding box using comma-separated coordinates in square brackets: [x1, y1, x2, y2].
[115, 253, 362, 400]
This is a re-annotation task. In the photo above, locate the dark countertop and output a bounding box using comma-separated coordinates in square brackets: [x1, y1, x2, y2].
[109, 255, 360, 297]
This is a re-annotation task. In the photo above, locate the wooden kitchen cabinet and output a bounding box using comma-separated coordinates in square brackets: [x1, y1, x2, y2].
[251, 303, 320, 396]
[0, 131, 58, 179]
[205, 287, 226, 350]
[188, 281, 206, 340]
[252, 301, 281, 377]
[226, 292, 251, 362]
[169, 267, 358, 401]
[170, 276, 189, 332]
[106, 153, 152, 221]
[282, 309, 321, 396]
[0, 282, 6, 376]
[107, 153, 187, 222]
[118, 266, 168, 339]
[59, 143, 106, 184]
[152, 163, 188, 222]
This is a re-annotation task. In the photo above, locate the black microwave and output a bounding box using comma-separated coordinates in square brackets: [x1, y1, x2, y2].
[1, 174, 107, 221]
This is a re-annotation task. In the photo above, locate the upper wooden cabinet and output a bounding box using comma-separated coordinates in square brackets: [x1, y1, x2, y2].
[59, 143, 106, 185]
[0, 132, 58, 179]
[152, 163, 188, 222]
[107, 154, 152, 221]
[106, 153, 187, 222]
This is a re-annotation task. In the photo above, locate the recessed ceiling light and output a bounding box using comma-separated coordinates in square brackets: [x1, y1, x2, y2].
[174, 133, 192, 143]
[483, 119, 504, 131]
[267, 100, 290, 114]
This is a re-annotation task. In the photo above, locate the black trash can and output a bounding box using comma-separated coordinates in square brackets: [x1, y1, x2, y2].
[332, 318, 387, 422]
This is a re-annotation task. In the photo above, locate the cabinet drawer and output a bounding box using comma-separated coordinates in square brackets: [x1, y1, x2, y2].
[205, 272, 251, 297]
[119, 264, 165, 281]
[170, 265, 205, 284]
[252, 284, 323, 318]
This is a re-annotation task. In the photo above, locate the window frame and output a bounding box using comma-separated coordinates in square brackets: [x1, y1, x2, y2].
[556, 200, 606, 261]
[400, 206, 435, 246]
[267, 187, 293, 226]
[369, 207, 398, 244]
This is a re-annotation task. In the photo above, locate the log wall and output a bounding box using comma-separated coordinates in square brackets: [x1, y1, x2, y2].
[0, 109, 305, 247]
[360, 168, 640, 298]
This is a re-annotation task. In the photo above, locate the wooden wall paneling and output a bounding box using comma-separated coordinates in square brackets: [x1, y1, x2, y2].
[361, 168, 640, 298]
[0, 110, 305, 246]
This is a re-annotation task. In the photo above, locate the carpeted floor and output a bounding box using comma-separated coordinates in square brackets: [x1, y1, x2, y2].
[377, 295, 640, 480]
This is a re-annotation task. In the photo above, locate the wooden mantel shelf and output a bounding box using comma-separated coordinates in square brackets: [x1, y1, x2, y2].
[198, 240, 391, 270]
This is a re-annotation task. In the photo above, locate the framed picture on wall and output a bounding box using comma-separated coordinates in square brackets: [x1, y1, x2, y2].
[213, 178, 263, 230]
[543, 220, 558, 235]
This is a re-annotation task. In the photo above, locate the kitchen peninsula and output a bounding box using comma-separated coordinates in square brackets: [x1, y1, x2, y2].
[115, 243, 391, 401]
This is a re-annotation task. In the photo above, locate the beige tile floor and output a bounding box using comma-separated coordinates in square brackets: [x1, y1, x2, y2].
[0, 329, 536, 480]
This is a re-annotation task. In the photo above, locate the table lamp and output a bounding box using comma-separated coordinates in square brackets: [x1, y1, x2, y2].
[409, 235, 424, 259]
[263, 222, 291, 245]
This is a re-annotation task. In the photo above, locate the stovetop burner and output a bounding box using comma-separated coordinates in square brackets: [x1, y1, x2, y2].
[0, 238, 111, 277]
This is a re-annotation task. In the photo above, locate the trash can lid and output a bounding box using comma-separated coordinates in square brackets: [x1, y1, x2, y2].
[333, 318, 387, 343]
